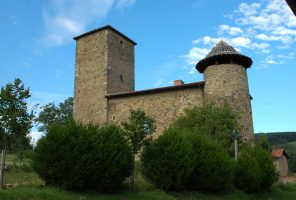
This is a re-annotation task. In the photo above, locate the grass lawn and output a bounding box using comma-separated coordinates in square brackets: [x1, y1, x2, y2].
[1, 184, 296, 200]
[1, 154, 296, 200]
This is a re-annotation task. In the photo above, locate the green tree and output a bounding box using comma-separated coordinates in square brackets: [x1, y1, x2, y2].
[255, 134, 270, 151]
[122, 109, 156, 189]
[122, 109, 156, 155]
[36, 97, 73, 133]
[0, 78, 34, 150]
[170, 104, 239, 153]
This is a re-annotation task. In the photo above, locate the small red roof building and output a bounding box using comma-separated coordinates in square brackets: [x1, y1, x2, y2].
[272, 149, 290, 177]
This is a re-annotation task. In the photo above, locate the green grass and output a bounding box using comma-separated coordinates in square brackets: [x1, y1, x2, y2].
[0, 184, 296, 200]
[1, 154, 296, 200]
[3, 153, 44, 186]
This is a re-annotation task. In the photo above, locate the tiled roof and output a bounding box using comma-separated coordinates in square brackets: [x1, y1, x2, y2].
[106, 81, 205, 99]
[272, 149, 290, 159]
[73, 25, 137, 45]
[196, 40, 252, 73]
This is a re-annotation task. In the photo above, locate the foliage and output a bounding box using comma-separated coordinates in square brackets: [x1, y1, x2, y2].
[32, 121, 134, 191]
[277, 142, 296, 173]
[0, 78, 34, 150]
[255, 133, 296, 172]
[235, 146, 277, 193]
[141, 127, 235, 192]
[185, 133, 235, 192]
[255, 134, 270, 151]
[122, 109, 156, 155]
[35, 97, 73, 133]
[141, 128, 194, 191]
[170, 104, 238, 153]
[255, 132, 296, 146]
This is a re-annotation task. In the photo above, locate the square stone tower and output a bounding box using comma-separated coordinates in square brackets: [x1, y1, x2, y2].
[73, 25, 137, 125]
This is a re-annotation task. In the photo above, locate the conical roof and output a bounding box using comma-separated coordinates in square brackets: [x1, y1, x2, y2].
[196, 40, 252, 73]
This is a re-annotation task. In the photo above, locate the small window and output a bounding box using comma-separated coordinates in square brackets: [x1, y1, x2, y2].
[120, 40, 124, 46]
[120, 75, 123, 82]
[112, 116, 115, 120]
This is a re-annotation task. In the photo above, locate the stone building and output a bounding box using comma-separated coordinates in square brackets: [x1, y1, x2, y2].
[73, 25, 254, 141]
[272, 149, 290, 177]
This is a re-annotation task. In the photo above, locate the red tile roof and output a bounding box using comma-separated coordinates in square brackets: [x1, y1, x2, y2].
[272, 149, 289, 159]
[106, 81, 205, 99]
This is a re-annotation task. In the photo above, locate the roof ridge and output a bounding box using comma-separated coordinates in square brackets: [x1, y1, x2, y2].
[106, 81, 205, 98]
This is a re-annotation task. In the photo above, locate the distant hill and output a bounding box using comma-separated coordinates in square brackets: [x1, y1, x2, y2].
[255, 132, 296, 146]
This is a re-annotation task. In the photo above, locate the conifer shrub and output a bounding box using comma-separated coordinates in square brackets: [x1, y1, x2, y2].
[32, 121, 133, 191]
[186, 133, 235, 192]
[140, 128, 194, 191]
[235, 146, 277, 193]
[141, 128, 235, 192]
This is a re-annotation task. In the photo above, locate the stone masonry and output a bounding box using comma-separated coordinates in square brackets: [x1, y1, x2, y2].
[73, 25, 254, 141]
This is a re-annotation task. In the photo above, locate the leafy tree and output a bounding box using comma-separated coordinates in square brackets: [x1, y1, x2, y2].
[0, 78, 34, 150]
[255, 134, 270, 151]
[170, 104, 239, 153]
[122, 109, 156, 155]
[122, 109, 156, 189]
[36, 97, 73, 133]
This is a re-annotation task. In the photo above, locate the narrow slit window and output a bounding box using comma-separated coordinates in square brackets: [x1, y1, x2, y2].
[120, 75, 123, 82]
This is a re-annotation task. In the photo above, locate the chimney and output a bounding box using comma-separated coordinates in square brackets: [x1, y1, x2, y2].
[174, 80, 184, 86]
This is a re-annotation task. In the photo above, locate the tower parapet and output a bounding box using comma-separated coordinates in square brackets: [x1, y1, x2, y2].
[196, 40, 254, 141]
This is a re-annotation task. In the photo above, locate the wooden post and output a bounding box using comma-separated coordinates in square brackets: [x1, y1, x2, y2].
[234, 138, 238, 161]
[232, 130, 239, 161]
[0, 146, 6, 189]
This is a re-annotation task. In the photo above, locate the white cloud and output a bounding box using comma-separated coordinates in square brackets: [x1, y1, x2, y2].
[236, 2, 261, 16]
[154, 79, 164, 88]
[184, 47, 210, 65]
[116, 0, 136, 10]
[255, 34, 281, 41]
[218, 25, 243, 36]
[183, 0, 296, 70]
[231, 36, 251, 47]
[42, 0, 136, 46]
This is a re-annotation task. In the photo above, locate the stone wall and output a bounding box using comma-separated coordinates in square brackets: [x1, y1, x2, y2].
[203, 64, 254, 141]
[107, 30, 135, 94]
[74, 30, 108, 125]
[74, 28, 135, 125]
[107, 87, 204, 138]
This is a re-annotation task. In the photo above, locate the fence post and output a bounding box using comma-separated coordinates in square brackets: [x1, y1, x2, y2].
[0, 146, 6, 189]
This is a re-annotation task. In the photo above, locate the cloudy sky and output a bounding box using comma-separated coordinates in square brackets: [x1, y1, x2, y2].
[1, 0, 295, 141]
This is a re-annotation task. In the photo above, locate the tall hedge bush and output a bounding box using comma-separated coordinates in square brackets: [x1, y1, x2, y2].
[140, 129, 194, 191]
[32, 121, 134, 191]
[235, 146, 277, 193]
[186, 133, 235, 192]
[141, 128, 235, 192]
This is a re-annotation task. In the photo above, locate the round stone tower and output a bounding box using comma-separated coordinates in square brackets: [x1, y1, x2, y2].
[196, 40, 254, 142]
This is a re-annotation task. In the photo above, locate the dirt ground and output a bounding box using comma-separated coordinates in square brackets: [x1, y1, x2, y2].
[279, 174, 296, 183]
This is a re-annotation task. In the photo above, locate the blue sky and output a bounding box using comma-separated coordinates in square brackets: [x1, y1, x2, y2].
[1, 0, 296, 141]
